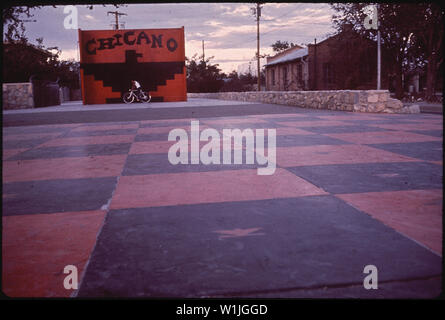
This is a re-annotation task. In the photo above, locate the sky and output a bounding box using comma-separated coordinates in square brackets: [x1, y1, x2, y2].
[19, 3, 336, 74]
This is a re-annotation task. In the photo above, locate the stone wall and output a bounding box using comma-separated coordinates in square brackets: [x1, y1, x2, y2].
[2, 82, 34, 110]
[188, 90, 419, 114]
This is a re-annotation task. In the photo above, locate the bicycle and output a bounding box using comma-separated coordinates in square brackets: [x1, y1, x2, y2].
[122, 89, 151, 104]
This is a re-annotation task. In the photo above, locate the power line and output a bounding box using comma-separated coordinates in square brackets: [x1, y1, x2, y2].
[229, 20, 332, 48]
[107, 11, 127, 30]
[197, 4, 334, 72]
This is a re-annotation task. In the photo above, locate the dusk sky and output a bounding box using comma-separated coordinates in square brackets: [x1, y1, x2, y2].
[20, 3, 336, 74]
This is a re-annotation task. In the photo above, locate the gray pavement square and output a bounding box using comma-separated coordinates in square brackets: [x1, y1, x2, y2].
[274, 133, 352, 147]
[286, 161, 443, 194]
[368, 141, 443, 161]
[8, 143, 132, 160]
[2, 177, 117, 215]
[409, 130, 443, 138]
[77, 196, 442, 297]
[301, 125, 391, 134]
[2, 138, 52, 150]
[62, 128, 138, 138]
[122, 152, 260, 175]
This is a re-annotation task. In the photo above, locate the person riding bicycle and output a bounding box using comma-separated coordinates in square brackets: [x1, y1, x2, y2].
[123, 80, 151, 104]
[131, 80, 143, 99]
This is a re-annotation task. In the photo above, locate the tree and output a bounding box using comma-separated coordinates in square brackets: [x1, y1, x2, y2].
[409, 3, 444, 100]
[3, 4, 124, 43]
[271, 40, 297, 53]
[2, 6, 39, 42]
[3, 39, 79, 88]
[186, 54, 225, 93]
[3, 40, 54, 82]
[331, 3, 444, 100]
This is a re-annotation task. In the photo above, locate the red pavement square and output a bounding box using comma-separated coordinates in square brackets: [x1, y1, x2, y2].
[279, 120, 357, 127]
[400, 118, 443, 124]
[138, 124, 210, 135]
[110, 168, 327, 209]
[337, 189, 443, 255]
[130, 140, 177, 154]
[201, 117, 269, 125]
[130, 138, 244, 155]
[3, 148, 29, 160]
[368, 123, 443, 131]
[71, 123, 139, 131]
[3, 155, 127, 183]
[2, 210, 106, 297]
[315, 114, 384, 121]
[140, 118, 196, 125]
[39, 135, 135, 147]
[324, 130, 442, 144]
[275, 144, 419, 167]
[2, 132, 63, 141]
[137, 125, 312, 141]
[248, 113, 308, 118]
[274, 127, 315, 136]
[3, 124, 81, 131]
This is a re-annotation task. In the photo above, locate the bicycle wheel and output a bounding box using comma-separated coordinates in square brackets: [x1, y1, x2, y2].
[141, 92, 151, 103]
[123, 92, 134, 104]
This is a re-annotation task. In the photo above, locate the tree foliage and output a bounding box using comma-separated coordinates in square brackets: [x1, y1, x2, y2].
[3, 40, 79, 88]
[220, 70, 261, 92]
[2, 6, 40, 42]
[271, 40, 298, 53]
[3, 5, 123, 88]
[186, 54, 225, 93]
[330, 3, 444, 100]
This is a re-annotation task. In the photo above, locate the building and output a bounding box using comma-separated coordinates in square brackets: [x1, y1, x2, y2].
[265, 28, 387, 91]
[264, 45, 308, 91]
[78, 27, 187, 104]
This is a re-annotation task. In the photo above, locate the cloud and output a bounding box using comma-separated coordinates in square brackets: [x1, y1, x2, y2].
[19, 3, 336, 73]
[59, 48, 79, 61]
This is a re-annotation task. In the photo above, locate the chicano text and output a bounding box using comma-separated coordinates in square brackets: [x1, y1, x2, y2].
[85, 31, 178, 55]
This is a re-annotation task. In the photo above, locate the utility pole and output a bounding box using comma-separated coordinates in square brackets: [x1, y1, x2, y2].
[376, 4, 381, 90]
[256, 3, 261, 91]
[202, 40, 205, 64]
[107, 11, 127, 30]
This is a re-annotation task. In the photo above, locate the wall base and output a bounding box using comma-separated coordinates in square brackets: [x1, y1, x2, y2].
[188, 90, 418, 114]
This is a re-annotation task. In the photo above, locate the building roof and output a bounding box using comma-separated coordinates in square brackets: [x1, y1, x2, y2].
[265, 47, 308, 67]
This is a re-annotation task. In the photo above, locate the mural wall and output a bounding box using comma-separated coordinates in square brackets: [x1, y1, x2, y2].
[79, 27, 187, 104]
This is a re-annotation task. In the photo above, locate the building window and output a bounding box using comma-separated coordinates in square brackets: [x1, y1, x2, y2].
[283, 66, 288, 83]
[297, 64, 302, 81]
[271, 69, 275, 86]
[323, 63, 334, 85]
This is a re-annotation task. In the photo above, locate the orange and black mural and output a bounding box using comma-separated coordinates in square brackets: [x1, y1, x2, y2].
[78, 27, 187, 104]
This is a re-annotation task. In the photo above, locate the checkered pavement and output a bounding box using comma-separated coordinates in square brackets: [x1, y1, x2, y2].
[2, 110, 443, 298]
